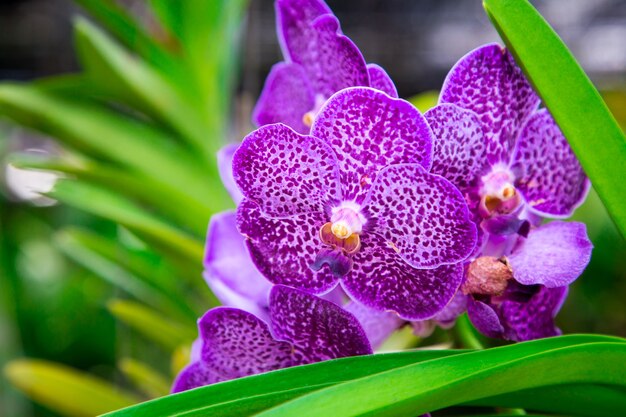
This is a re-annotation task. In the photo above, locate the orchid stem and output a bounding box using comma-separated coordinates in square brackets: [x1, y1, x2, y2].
[456, 313, 484, 350]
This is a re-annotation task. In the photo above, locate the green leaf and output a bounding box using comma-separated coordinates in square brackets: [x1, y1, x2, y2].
[54, 227, 198, 321]
[107, 299, 195, 351]
[72, 0, 180, 77]
[258, 339, 626, 417]
[101, 335, 624, 417]
[48, 179, 204, 263]
[119, 358, 171, 399]
[74, 18, 215, 159]
[8, 152, 210, 235]
[4, 359, 141, 417]
[483, 0, 626, 238]
[0, 84, 230, 213]
[407, 90, 439, 113]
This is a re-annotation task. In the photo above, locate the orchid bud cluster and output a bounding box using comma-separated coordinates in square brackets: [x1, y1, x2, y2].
[173, 0, 592, 392]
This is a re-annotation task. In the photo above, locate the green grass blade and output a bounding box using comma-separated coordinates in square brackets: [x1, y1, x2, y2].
[119, 358, 171, 399]
[107, 299, 195, 351]
[48, 179, 204, 263]
[4, 359, 141, 417]
[483, 0, 626, 238]
[258, 340, 626, 417]
[100, 335, 623, 417]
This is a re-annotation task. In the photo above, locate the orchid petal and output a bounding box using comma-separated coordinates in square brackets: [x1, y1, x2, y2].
[233, 123, 341, 218]
[312, 87, 433, 202]
[440, 43, 540, 163]
[217, 144, 244, 204]
[344, 301, 403, 349]
[270, 285, 372, 363]
[237, 199, 339, 294]
[342, 233, 464, 320]
[367, 64, 398, 98]
[364, 164, 477, 268]
[507, 221, 593, 287]
[513, 109, 590, 217]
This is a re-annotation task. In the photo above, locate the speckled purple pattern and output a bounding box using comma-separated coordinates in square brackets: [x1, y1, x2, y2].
[238, 200, 339, 294]
[200, 308, 294, 378]
[500, 286, 567, 341]
[172, 285, 372, 392]
[270, 285, 372, 363]
[507, 221, 593, 288]
[171, 362, 222, 393]
[425, 104, 490, 192]
[344, 301, 403, 349]
[513, 109, 590, 217]
[252, 63, 315, 134]
[364, 164, 477, 268]
[367, 64, 398, 98]
[233, 124, 341, 218]
[217, 144, 244, 204]
[343, 234, 464, 320]
[440, 43, 539, 163]
[203, 211, 271, 320]
[312, 88, 433, 202]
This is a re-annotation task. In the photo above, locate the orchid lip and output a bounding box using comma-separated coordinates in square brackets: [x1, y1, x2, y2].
[479, 166, 521, 217]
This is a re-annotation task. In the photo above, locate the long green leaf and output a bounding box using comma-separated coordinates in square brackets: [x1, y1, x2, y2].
[48, 179, 204, 263]
[101, 335, 624, 417]
[0, 84, 230, 213]
[107, 299, 195, 351]
[259, 341, 626, 417]
[483, 0, 626, 238]
[74, 18, 214, 158]
[4, 359, 141, 417]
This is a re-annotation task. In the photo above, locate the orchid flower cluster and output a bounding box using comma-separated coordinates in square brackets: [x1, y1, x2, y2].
[173, 0, 593, 392]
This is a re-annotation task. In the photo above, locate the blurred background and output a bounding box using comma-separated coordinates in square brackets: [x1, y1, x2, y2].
[0, 1, 625, 416]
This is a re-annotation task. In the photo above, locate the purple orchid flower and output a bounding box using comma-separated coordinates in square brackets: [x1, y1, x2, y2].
[204, 210, 403, 348]
[172, 285, 371, 392]
[411, 291, 468, 338]
[463, 221, 593, 341]
[234, 86, 478, 320]
[253, 0, 398, 134]
[424, 44, 589, 238]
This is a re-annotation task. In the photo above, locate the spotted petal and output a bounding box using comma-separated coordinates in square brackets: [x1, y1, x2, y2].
[500, 286, 568, 341]
[425, 104, 490, 192]
[237, 199, 339, 294]
[513, 109, 590, 217]
[204, 211, 271, 320]
[233, 123, 341, 218]
[199, 307, 294, 379]
[507, 221, 592, 288]
[171, 362, 223, 393]
[440, 44, 540, 163]
[342, 233, 464, 320]
[270, 285, 372, 363]
[367, 64, 398, 98]
[217, 144, 244, 204]
[252, 63, 315, 134]
[312, 87, 433, 202]
[364, 164, 477, 269]
[344, 301, 403, 349]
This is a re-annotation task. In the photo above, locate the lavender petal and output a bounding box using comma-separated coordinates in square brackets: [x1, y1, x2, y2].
[467, 297, 505, 339]
[217, 144, 244, 204]
[344, 301, 404, 349]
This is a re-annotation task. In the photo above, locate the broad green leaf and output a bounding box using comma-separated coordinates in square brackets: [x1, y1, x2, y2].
[4, 359, 141, 417]
[74, 18, 215, 159]
[54, 227, 198, 321]
[107, 299, 195, 351]
[101, 335, 623, 417]
[0, 84, 230, 213]
[469, 383, 626, 416]
[48, 179, 204, 263]
[9, 152, 209, 235]
[148, 0, 184, 39]
[483, 0, 626, 238]
[119, 358, 170, 399]
[258, 340, 626, 417]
